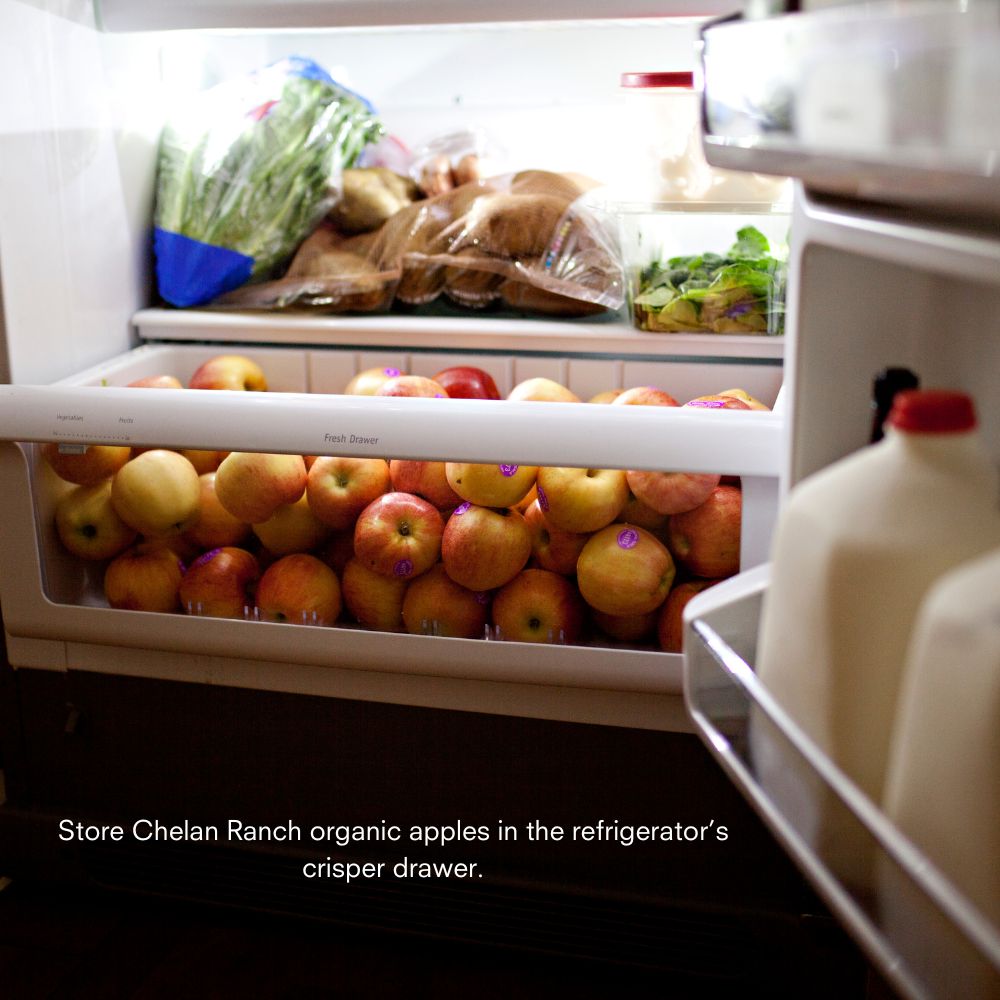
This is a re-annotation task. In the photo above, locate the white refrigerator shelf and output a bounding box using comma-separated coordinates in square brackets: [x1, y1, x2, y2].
[682, 568, 1000, 1000]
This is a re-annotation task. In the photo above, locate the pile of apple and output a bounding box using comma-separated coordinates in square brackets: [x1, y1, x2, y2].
[47, 354, 768, 653]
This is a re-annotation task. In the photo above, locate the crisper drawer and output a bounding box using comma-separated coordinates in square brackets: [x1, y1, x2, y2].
[0, 338, 783, 720]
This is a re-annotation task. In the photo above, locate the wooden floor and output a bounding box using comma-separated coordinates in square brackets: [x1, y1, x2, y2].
[0, 878, 738, 999]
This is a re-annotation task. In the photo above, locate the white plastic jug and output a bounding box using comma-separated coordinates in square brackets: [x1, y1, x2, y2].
[883, 544, 1000, 931]
[755, 389, 1000, 889]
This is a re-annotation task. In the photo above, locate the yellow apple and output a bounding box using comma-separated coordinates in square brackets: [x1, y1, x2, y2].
[179, 546, 260, 619]
[344, 365, 404, 396]
[341, 557, 408, 632]
[445, 461, 538, 509]
[55, 480, 138, 560]
[256, 553, 342, 626]
[307, 456, 391, 530]
[41, 442, 132, 486]
[103, 541, 185, 613]
[401, 564, 489, 639]
[252, 493, 330, 556]
[214, 452, 307, 524]
[110, 449, 201, 537]
[535, 466, 629, 534]
[180, 449, 229, 475]
[588, 389, 624, 404]
[188, 354, 267, 391]
[507, 377, 580, 403]
[576, 523, 675, 616]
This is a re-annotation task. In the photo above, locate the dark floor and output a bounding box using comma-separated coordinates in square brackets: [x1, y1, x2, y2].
[0, 877, 762, 1000]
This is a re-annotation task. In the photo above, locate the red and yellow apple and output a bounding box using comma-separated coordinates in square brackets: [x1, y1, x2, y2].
[491, 568, 585, 645]
[592, 608, 658, 643]
[431, 365, 501, 400]
[441, 503, 531, 592]
[619, 490, 668, 531]
[179, 545, 260, 619]
[103, 541, 185, 613]
[612, 386, 680, 408]
[111, 449, 201, 537]
[667, 485, 742, 579]
[576, 523, 675, 616]
[55, 480, 138, 559]
[180, 449, 229, 475]
[401, 564, 489, 639]
[445, 461, 538, 509]
[625, 469, 721, 517]
[375, 375, 449, 399]
[523, 499, 589, 576]
[353, 492, 444, 580]
[657, 579, 718, 653]
[185, 472, 251, 550]
[307, 456, 391, 530]
[41, 442, 132, 486]
[252, 493, 330, 556]
[341, 557, 408, 633]
[344, 365, 404, 396]
[255, 553, 341, 626]
[388, 459, 462, 510]
[535, 466, 629, 534]
[508, 377, 580, 403]
[214, 452, 307, 524]
[719, 388, 770, 411]
[588, 389, 624, 404]
[317, 530, 356, 575]
[189, 354, 267, 391]
[126, 374, 184, 389]
[684, 394, 752, 411]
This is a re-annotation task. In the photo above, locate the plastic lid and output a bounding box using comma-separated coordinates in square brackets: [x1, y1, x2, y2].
[886, 389, 977, 434]
[620, 71, 694, 90]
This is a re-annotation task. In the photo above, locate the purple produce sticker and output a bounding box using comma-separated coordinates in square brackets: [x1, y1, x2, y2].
[383, 366, 401, 377]
[393, 558, 414, 578]
[499, 464, 518, 477]
[454, 501, 471, 516]
[617, 528, 639, 550]
[687, 399, 726, 408]
[191, 548, 222, 570]
[537, 485, 549, 511]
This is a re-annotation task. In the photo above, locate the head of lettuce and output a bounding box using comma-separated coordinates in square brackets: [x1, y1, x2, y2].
[153, 56, 383, 308]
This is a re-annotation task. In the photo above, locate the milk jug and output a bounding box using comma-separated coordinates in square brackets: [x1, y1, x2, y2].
[754, 389, 1000, 890]
[883, 544, 1000, 931]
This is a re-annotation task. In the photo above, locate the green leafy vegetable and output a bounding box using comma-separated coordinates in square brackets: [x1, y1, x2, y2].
[633, 225, 788, 335]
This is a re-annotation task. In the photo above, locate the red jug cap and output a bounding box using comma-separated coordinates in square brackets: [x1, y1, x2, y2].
[887, 389, 977, 433]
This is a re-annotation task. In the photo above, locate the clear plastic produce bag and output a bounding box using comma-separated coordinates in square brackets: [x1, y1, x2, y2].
[153, 56, 384, 308]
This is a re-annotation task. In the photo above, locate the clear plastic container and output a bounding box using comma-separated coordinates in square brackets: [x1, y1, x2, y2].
[615, 203, 791, 335]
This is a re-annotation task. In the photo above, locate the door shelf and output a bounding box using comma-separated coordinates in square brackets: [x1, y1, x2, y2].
[682, 568, 1000, 1000]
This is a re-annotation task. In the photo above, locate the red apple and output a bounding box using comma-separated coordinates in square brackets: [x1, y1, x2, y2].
[441, 503, 531, 592]
[401, 564, 489, 639]
[375, 375, 449, 399]
[576, 523, 675, 616]
[612, 386, 680, 408]
[255, 553, 341, 626]
[508, 377, 580, 403]
[179, 546, 260, 619]
[354, 492, 444, 580]
[341, 557, 408, 633]
[491, 568, 585, 645]
[625, 469, 721, 516]
[684, 394, 752, 411]
[41, 442, 132, 486]
[389, 459, 463, 510]
[55, 480, 138, 560]
[103, 541, 185, 613]
[252, 494, 330, 556]
[344, 365, 404, 396]
[189, 354, 267, 391]
[185, 472, 251, 550]
[523, 499, 589, 576]
[431, 365, 501, 400]
[306, 456, 391, 530]
[111, 449, 201, 537]
[667, 485, 742, 579]
[445, 461, 538, 509]
[535, 466, 629, 534]
[126, 374, 184, 389]
[214, 452, 307, 524]
[592, 608, 658, 643]
[657, 580, 718, 653]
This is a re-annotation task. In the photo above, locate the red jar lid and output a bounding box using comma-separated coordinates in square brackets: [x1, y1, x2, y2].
[886, 389, 977, 434]
[620, 71, 694, 90]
